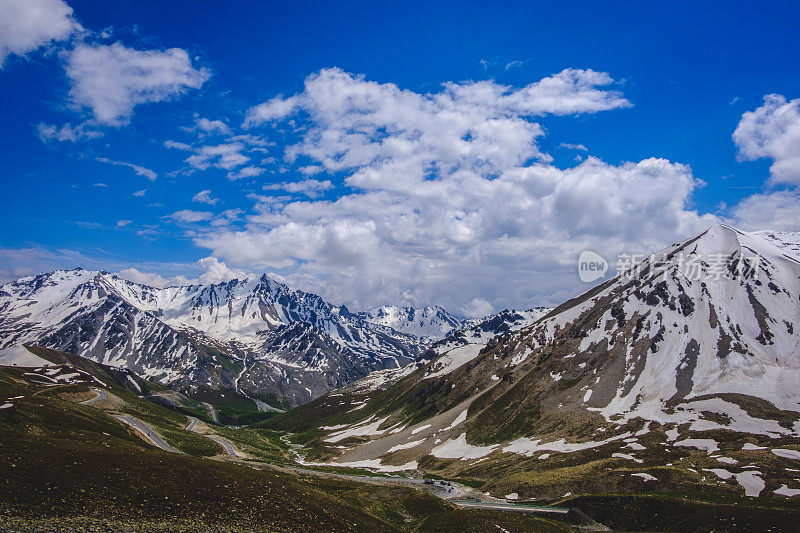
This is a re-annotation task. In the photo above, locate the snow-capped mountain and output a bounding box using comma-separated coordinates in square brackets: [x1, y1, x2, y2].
[356, 305, 463, 342]
[0, 270, 425, 407]
[298, 226, 800, 494]
[417, 306, 552, 378]
[440, 307, 553, 350]
[347, 306, 553, 395]
[456, 224, 800, 437]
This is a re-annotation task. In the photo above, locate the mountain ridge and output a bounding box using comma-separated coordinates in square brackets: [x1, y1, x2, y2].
[0, 269, 436, 407]
[356, 305, 464, 343]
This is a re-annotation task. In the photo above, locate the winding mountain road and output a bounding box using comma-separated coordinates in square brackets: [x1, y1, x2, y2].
[80, 388, 108, 405]
[206, 434, 241, 457]
[202, 402, 219, 423]
[77, 388, 182, 454]
[114, 414, 184, 454]
[185, 415, 200, 431]
[77, 391, 605, 528]
[185, 416, 242, 457]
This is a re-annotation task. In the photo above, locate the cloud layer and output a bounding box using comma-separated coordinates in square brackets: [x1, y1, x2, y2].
[729, 94, 800, 231]
[734, 94, 800, 187]
[731, 190, 800, 232]
[118, 256, 247, 287]
[180, 68, 716, 313]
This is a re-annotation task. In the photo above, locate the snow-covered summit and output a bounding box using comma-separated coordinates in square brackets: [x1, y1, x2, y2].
[479, 224, 800, 437]
[356, 305, 463, 342]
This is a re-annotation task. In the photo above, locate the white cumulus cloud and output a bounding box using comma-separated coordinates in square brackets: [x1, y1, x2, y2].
[36, 122, 102, 142]
[730, 190, 800, 232]
[461, 298, 495, 319]
[195, 256, 248, 284]
[243, 67, 631, 188]
[174, 68, 717, 312]
[733, 94, 800, 186]
[195, 117, 231, 135]
[164, 140, 192, 151]
[170, 209, 213, 223]
[96, 157, 157, 180]
[185, 142, 250, 170]
[264, 179, 333, 198]
[227, 165, 266, 180]
[0, 0, 81, 67]
[117, 256, 249, 288]
[65, 42, 210, 125]
[196, 156, 715, 310]
[192, 189, 218, 205]
[116, 268, 194, 288]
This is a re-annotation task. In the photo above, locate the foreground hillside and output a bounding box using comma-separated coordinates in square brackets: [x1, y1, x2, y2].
[0, 353, 571, 532]
[264, 226, 800, 516]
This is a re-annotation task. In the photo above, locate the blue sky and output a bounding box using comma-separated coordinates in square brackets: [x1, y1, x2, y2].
[1, 1, 799, 315]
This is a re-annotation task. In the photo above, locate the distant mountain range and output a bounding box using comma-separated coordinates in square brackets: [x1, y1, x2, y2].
[4, 224, 800, 500]
[0, 270, 424, 407]
[5, 223, 799, 498]
[0, 265, 551, 409]
[356, 305, 464, 343]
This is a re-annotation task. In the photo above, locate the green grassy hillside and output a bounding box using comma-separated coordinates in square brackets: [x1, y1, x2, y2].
[0, 362, 574, 532]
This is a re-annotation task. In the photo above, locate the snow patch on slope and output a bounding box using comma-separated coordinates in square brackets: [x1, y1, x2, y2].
[430, 433, 499, 460]
[424, 344, 483, 379]
[324, 416, 391, 443]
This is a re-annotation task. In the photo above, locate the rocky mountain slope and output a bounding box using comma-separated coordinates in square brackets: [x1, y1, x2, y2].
[281, 225, 800, 500]
[0, 270, 427, 407]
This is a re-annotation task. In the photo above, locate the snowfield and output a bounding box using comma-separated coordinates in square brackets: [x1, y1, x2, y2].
[772, 449, 800, 460]
[324, 416, 391, 443]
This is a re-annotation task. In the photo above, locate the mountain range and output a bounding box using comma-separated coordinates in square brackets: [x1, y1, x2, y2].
[3, 224, 800, 503]
[0, 270, 450, 407]
[0, 267, 547, 409]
